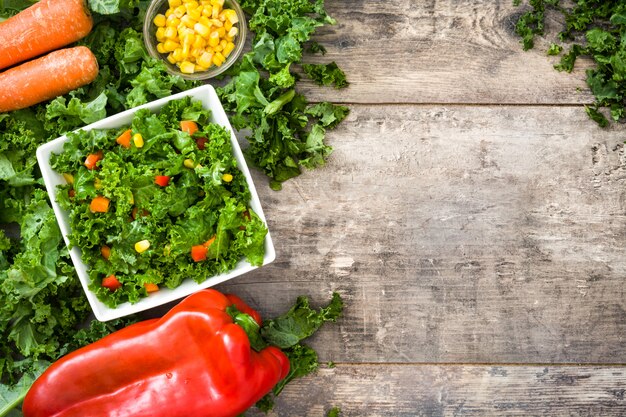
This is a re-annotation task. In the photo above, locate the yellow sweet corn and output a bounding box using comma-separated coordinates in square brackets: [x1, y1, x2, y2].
[184, 159, 196, 168]
[135, 240, 150, 253]
[133, 133, 144, 148]
[63, 173, 74, 184]
[154, 14, 166, 27]
[222, 173, 233, 183]
[153, 0, 240, 71]
[180, 61, 195, 73]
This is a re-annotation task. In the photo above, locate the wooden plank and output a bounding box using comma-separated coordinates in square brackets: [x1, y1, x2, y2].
[220, 104, 626, 364]
[293, 0, 595, 105]
[244, 365, 626, 416]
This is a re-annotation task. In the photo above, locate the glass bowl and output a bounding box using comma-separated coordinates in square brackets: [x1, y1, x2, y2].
[143, 0, 247, 81]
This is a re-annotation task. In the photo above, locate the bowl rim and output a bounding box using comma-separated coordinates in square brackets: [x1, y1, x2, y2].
[143, 0, 248, 81]
[36, 85, 275, 321]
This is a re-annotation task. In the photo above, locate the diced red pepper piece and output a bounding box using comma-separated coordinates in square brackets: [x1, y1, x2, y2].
[84, 151, 103, 170]
[191, 244, 208, 262]
[102, 274, 121, 291]
[154, 175, 170, 187]
[195, 137, 208, 150]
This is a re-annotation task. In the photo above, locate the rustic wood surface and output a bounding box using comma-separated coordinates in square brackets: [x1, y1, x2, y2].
[219, 0, 626, 415]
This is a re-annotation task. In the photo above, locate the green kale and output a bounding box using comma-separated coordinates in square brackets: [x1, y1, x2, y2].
[217, 0, 349, 190]
[515, 0, 626, 125]
[302, 62, 349, 89]
[327, 407, 342, 417]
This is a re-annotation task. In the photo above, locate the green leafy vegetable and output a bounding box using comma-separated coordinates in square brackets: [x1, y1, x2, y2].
[327, 407, 342, 417]
[218, 0, 349, 190]
[515, 0, 626, 125]
[302, 62, 349, 88]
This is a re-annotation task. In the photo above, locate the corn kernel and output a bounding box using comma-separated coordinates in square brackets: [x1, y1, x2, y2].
[182, 32, 195, 46]
[214, 44, 223, 52]
[216, 27, 226, 38]
[167, 53, 177, 64]
[212, 4, 219, 18]
[194, 22, 210, 37]
[211, 0, 224, 6]
[197, 51, 214, 67]
[222, 173, 233, 182]
[215, 51, 225, 62]
[193, 35, 206, 49]
[227, 26, 238, 38]
[208, 30, 220, 47]
[179, 61, 195, 73]
[191, 47, 205, 58]
[210, 18, 223, 27]
[156, 42, 167, 54]
[223, 41, 235, 57]
[198, 16, 212, 26]
[135, 240, 150, 253]
[224, 9, 238, 23]
[181, 44, 190, 59]
[181, 15, 196, 28]
[195, 64, 209, 71]
[94, 178, 102, 189]
[164, 26, 177, 39]
[174, 5, 186, 17]
[184, 159, 196, 168]
[168, 0, 182, 7]
[165, 8, 173, 17]
[153, 14, 166, 27]
[156, 27, 166, 42]
[202, 7, 212, 17]
[63, 173, 74, 184]
[184, 0, 198, 11]
[133, 133, 144, 148]
[188, 7, 202, 20]
[166, 14, 180, 27]
[163, 39, 180, 52]
[224, 19, 232, 31]
[212, 53, 222, 66]
[172, 47, 184, 61]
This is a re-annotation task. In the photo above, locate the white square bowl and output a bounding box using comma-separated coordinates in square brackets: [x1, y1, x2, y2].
[37, 85, 275, 322]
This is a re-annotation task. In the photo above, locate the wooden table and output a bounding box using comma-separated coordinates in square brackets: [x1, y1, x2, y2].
[219, 1, 626, 415]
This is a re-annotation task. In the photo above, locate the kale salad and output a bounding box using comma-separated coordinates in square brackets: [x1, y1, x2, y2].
[50, 97, 267, 307]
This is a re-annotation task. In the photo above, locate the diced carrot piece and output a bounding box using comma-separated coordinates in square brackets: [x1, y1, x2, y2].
[90, 196, 110, 213]
[116, 129, 132, 148]
[154, 175, 170, 187]
[84, 150, 103, 170]
[144, 283, 159, 293]
[191, 244, 208, 262]
[101, 245, 111, 260]
[203, 235, 216, 247]
[102, 274, 121, 291]
[180, 120, 198, 135]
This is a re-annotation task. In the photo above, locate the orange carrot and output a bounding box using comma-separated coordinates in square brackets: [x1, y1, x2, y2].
[101, 245, 111, 260]
[203, 236, 216, 247]
[0, 0, 93, 70]
[84, 150, 104, 170]
[180, 120, 199, 135]
[90, 196, 110, 213]
[116, 129, 132, 148]
[0, 46, 99, 113]
[144, 283, 159, 293]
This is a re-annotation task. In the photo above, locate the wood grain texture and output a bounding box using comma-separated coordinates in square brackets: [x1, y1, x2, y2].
[293, 0, 595, 105]
[220, 104, 626, 364]
[244, 365, 626, 416]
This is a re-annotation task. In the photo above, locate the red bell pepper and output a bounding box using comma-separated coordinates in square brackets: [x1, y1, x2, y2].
[22, 289, 290, 417]
[154, 175, 170, 187]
